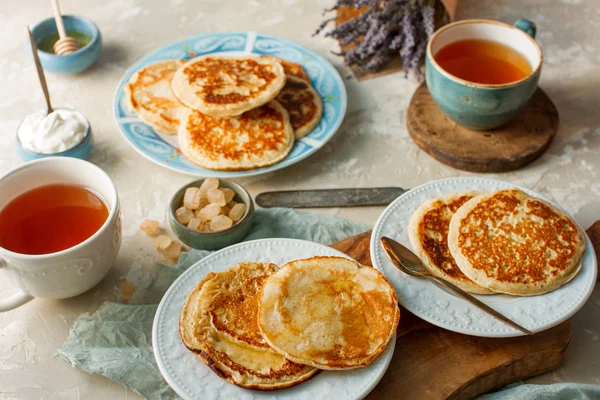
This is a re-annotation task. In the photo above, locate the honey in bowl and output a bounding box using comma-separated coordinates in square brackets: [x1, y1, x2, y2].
[434, 39, 533, 85]
[0, 184, 108, 255]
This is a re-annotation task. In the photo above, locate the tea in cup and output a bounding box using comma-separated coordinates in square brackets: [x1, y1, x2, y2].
[426, 19, 542, 130]
[0, 157, 121, 311]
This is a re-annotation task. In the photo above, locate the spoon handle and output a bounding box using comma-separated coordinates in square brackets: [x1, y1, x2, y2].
[50, 0, 67, 39]
[427, 275, 534, 335]
[27, 27, 53, 115]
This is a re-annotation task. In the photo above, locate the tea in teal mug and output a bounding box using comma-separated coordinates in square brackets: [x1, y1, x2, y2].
[425, 19, 542, 130]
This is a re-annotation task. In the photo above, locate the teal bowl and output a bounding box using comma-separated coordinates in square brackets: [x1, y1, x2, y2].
[29, 15, 102, 74]
[16, 108, 93, 162]
[425, 19, 543, 130]
[169, 179, 254, 251]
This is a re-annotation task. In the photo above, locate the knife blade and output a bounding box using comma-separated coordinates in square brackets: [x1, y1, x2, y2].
[255, 187, 407, 208]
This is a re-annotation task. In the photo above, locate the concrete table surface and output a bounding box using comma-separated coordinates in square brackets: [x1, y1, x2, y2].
[0, 0, 598, 398]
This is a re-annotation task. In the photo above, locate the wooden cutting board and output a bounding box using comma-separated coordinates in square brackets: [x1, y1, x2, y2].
[329, 220, 599, 400]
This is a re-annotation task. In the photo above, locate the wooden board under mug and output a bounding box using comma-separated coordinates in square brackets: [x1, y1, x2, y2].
[329, 220, 599, 400]
[406, 83, 559, 173]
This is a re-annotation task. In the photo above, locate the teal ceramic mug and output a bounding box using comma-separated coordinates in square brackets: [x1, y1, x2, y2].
[425, 19, 543, 130]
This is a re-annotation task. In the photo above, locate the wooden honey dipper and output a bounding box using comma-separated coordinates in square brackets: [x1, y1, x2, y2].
[50, 0, 80, 55]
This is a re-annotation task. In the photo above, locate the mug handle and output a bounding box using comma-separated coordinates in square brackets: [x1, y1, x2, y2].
[0, 258, 34, 312]
[515, 18, 536, 38]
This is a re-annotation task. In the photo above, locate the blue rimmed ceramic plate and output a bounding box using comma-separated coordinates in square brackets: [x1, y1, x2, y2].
[113, 32, 347, 178]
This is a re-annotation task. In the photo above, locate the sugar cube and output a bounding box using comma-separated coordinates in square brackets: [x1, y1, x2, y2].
[207, 189, 227, 207]
[140, 219, 160, 236]
[187, 217, 202, 231]
[163, 240, 182, 260]
[199, 178, 219, 195]
[183, 187, 203, 209]
[175, 207, 194, 225]
[198, 203, 221, 221]
[210, 215, 233, 231]
[229, 203, 247, 222]
[153, 235, 173, 250]
[220, 188, 235, 204]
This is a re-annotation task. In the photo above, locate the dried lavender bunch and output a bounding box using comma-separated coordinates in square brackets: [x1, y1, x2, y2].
[315, 0, 438, 78]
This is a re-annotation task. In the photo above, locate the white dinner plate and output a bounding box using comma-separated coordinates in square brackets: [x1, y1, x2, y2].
[153, 238, 395, 400]
[370, 177, 597, 338]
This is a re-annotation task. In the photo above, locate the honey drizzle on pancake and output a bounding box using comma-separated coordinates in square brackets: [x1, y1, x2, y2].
[457, 190, 582, 284]
[258, 256, 399, 369]
[419, 194, 475, 281]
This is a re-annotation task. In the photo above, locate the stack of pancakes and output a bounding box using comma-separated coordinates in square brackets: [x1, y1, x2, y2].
[180, 257, 400, 390]
[125, 55, 323, 171]
[409, 188, 586, 296]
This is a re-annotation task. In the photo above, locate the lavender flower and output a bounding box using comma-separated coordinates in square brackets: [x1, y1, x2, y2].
[315, 0, 440, 78]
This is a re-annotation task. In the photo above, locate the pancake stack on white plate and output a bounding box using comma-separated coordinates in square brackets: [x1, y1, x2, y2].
[179, 256, 399, 390]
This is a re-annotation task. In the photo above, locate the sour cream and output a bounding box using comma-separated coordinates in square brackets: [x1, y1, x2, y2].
[18, 109, 88, 154]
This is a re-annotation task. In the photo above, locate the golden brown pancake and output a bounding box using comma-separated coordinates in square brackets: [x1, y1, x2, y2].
[177, 100, 294, 170]
[408, 191, 493, 294]
[275, 76, 323, 139]
[258, 256, 399, 370]
[171, 55, 286, 117]
[179, 262, 318, 390]
[448, 189, 586, 296]
[125, 60, 187, 134]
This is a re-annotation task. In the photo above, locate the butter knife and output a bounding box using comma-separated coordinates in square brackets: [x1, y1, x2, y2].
[380, 236, 534, 336]
[255, 187, 406, 208]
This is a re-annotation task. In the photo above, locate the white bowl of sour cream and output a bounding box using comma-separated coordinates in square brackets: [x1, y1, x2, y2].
[16, 108, 93, 161]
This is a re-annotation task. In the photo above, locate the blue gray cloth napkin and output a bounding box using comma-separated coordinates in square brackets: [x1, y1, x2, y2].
[57, 208, 599, 400]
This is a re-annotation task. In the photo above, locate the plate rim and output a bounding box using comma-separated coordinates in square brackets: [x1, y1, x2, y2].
[369, 176, 598, 338]
[112, 31, 347, 178]
[152, 237, 395, 400]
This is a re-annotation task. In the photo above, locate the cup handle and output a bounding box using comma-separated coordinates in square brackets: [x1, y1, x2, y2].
[0, 258, 34, 312]
[515, 18, 536, 38]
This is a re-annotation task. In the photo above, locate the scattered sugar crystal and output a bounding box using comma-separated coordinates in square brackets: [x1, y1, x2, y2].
[220, 188, 235, 203]
[207, 189, 226, 206]
[210, 215, 233, 231]
[229, 203, 246, 222]
[199, 178, 219, 195]
[198, 203, 221, 221]
[187, 217, 202, 231]
[163, 240, 182, 260]
[183, 187, 202, 209]
[140, 219, 160, 236]
[153, 235, 173, 250]
[175, 207, 194, 225]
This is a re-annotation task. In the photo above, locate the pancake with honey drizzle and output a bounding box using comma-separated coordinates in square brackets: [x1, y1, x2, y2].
[124, 60, 187, 134]
[448, 189, 586, 296]
[178, 100, 294, 170]
[179, 262, 318, 390]
[258, 256, 400, 370]
[171, 55, 286, 117]
[275, 76, 323, 139]
[408, 191, 494, 294]
[259, 55, 310, 82]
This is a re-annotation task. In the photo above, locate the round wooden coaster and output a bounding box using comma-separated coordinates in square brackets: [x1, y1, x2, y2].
[406, 83, 559, 173]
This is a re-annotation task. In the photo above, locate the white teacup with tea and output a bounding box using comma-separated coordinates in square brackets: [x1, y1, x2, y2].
[0, 157, 121, 311]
